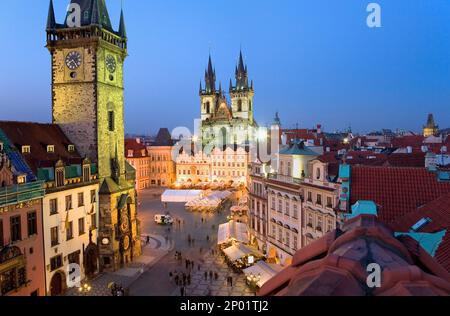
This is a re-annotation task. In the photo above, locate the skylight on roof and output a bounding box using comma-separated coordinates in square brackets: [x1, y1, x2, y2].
[411, 217, 432, 232]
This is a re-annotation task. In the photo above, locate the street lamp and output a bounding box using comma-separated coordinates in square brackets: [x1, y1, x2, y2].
[78, 282, 92, 295]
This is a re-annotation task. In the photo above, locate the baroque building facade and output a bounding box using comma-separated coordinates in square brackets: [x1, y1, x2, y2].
[46, 0, 141, 271]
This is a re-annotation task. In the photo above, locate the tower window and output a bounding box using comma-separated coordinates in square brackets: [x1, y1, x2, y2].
[47, 145, 55, 153]
[205, 102, 210, 114]
[108, 111, 115, 131]
[237, 100, 242, 112]
[249, 101, 252, 111]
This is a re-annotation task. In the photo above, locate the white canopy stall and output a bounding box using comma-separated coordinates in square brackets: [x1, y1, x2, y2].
[217, 221, 249, 245]
[161, 190, 203, 203]
[243, 261, 284, 288]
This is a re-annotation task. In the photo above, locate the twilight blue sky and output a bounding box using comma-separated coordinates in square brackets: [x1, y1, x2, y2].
[1, 0, 450, 135]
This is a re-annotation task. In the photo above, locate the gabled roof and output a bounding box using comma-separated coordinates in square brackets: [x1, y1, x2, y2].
[259, 214, 450, 296]
[390, 193, 450, 273]
[350, 166, 450, 224]
[0, 121, 82, 174]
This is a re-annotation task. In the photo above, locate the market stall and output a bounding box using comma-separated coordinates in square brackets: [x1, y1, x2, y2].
[222, 244, 265, 271]
[243, 261, 284, 289]
[161, 190, 203, 203]
[217, 220, 249, 246]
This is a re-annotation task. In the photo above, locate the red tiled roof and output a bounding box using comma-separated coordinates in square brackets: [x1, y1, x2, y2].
[392, 135, 425, 148]
[0, 121, 82, 172]
[125, 139, 148, 158]
[390, 193, 450, 273]
[384, 153, 425, 168]
[350, 166, 450, 224]
[259, 215, 450, 296]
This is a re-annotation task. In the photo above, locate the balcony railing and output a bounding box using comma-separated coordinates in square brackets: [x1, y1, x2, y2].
[0, 181, 45, 208]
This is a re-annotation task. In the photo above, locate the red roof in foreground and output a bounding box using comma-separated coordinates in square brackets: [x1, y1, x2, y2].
[390, 193, 450, 274]
[259, 215, 450, 296]
[350, 166, 450, 224]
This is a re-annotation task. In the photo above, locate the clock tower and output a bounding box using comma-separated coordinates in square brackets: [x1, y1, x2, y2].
[46, 0, 141, 271]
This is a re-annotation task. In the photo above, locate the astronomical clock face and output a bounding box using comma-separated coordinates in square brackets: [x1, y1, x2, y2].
[105, 55, 117, 73]
[65, 51, 82, 70]
[122, 235, 130, 251]
[120, 213, 130, 233]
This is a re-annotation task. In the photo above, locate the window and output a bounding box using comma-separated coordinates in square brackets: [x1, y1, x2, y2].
[326, 196, 333, 208]
[83, 165, 90, 182]
[66, 222, 73, 240]
[56, 168, 64, 187]
[293, 235, 298, 251]
[317, 216, 323, 232]
[0, 220, 3, 248]
[50, 198, 58, 215]
[278, 199, 282, 213]
[68, 144, 75, 152]
[17, 175, 26, 184]
[307, 213, 313, 227]
[47, 145, 55, 153]
[278, 227, 282, 242]
[21, 145, 30, 154]
[90, 190, 96, 203]
[271, 197, 275, 210]
[68, 251, 80, 265]
[307, 191, 312, 202]
[316, 194, 322, 206]
[280, 161, 284, 175]
[65, 195, 72, 211]
[78, 192, 84, 207]
[285, 231, 290, 246]
[1, 267, 27, 295]
[27, 212, 37, 237]
[237, 100, 242, 112]
[10, 216, 21, 242]
[316, 168, 321, 180]
[272, 224, 276, 238]
[50, 255, 63, 272]
[285, 200, 290, 216]
[78, 218, 85, 236]
[293, 204, 298, 219]
[327, 219, 334, 232]
[287, 162, 291, 176]
[51, 227, 59, 246]
[108, 111, 115, 131]
[91, 214, 97, 230]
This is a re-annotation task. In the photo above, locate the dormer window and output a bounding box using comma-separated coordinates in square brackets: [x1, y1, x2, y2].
[128, 150, 133, 158]
[17, 175, 26, 184]
[68, 145, 75, 152]
[22, 146, 31, 154]
[47, 145, 55, 153]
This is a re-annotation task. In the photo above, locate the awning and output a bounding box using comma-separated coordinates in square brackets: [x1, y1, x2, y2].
[223, 244, 264, 262]
[161, 190, 203, 203]
[243, 261, 284, 288]
[217, 221, 249, 245]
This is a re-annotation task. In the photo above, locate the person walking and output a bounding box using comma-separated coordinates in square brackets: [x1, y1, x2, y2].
[209, 271, 213, 281]
[214, 272, 218, 281]
[204, 271, 208, 281]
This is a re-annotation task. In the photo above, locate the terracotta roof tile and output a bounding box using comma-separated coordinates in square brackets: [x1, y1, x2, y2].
[350, 166, 450, 224]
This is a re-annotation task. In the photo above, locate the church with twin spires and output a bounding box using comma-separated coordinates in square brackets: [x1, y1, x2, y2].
[199, 52, 258, 150]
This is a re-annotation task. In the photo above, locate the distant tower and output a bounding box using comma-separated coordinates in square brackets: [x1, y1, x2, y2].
[200, 55, 219, 121]
[230, 50, 254, 124]
[423, 113, 439, 137]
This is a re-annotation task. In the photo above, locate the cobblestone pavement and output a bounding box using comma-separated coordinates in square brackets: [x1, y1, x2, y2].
[65, 235, 172, 296]
[171, 251, 256, 297]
